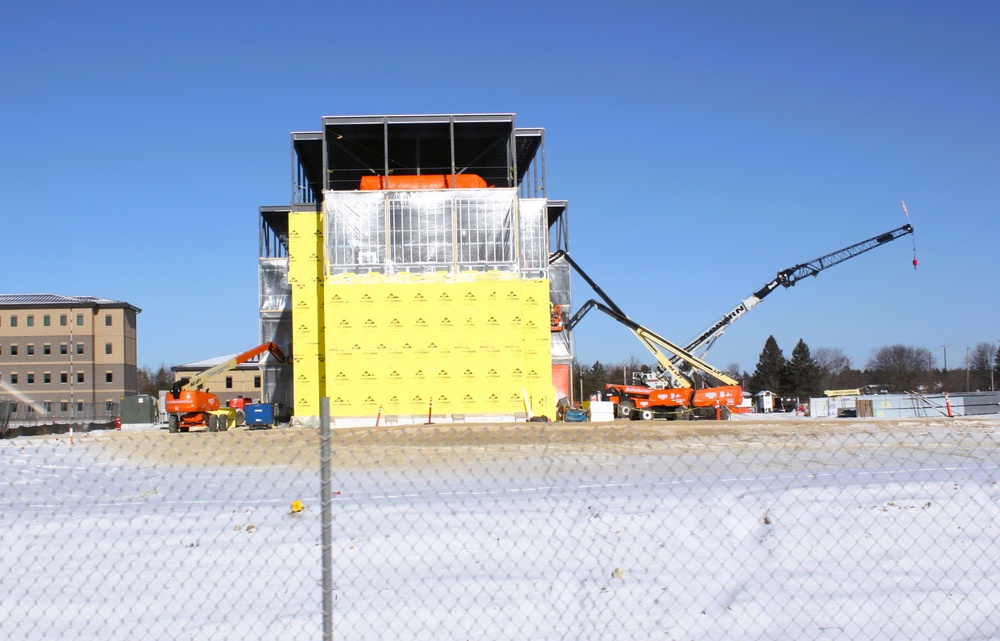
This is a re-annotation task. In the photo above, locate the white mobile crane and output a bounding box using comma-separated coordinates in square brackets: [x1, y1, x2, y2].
[563, 300, 742, 419]
[552, 221, 916, 417]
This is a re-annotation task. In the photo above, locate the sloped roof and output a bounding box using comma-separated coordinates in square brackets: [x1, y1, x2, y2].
[173, 353, 266, 372]
[0, 293, 141, 312]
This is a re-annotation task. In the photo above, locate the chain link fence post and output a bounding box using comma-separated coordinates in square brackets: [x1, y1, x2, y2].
[321, 397, 334, 641]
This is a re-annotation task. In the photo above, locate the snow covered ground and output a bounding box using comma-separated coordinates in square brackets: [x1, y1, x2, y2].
[2, 418, 999, 640]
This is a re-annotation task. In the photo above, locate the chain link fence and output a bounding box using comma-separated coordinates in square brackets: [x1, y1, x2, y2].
[3, 411, 999, 640]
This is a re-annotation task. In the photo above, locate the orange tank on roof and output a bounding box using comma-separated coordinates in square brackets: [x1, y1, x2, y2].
[359, 174, 488, 190]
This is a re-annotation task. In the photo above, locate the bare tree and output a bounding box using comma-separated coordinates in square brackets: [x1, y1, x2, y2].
[968, 342, 995, 391]
[866, 345, 932, 392]
[137, 365, 174, 396]
[813, 347, 851, 377]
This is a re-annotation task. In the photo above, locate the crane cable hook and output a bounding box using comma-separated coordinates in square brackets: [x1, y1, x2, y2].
[902, 200, 918, 269]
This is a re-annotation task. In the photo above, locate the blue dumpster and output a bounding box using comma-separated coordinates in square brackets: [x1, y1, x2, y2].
[245, 403, 275, 429]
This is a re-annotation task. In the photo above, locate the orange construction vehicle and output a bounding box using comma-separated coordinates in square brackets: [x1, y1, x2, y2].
[564, 299, 743, 420]
[165, 342, 287, 433]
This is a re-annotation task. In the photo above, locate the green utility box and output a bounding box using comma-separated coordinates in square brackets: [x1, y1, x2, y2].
[119, 394, 158, 424]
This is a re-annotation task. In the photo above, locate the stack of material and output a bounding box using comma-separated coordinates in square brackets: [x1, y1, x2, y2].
[585, 401, 615, 422]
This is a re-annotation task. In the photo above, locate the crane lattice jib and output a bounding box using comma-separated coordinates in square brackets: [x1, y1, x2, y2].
[681, 223, 914, 357]
[779, 224, 913, 286]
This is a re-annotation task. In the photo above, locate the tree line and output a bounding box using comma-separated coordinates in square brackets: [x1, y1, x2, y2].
[573, 339, 1000, 402]
[136, 365, 174, 397]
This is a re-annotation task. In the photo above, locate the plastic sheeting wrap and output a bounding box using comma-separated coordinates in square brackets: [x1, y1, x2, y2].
[326, 190, 386, 272]
[519, 199, 547, 277]
[548, 254, 574, 362]
[259, 313, 291, 356]
[259, 363, 294, 415]
[258, 258, 291, 311]
[325, 188, 542, 276]
[548, 255, 572, 307]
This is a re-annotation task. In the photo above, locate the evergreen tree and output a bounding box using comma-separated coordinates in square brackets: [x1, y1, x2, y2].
[786, 339, 822, 401]
[750, 336, 786, 395]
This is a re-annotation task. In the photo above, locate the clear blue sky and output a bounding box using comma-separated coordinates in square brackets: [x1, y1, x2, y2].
[3, 1, 998, 373]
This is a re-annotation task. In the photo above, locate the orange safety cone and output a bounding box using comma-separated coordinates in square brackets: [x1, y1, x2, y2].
[945, 392, 953, 417]
[375, 405, 383, 428]
[426, 397, 434, 425]
[715, 401, 721, 421]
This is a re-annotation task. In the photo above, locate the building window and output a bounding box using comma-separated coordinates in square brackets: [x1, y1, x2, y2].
[44, 373, 51, 384]
[43, 344, 51, 355]
[60, 373, 68, 383]
[76, 314, 84, 326]
[27, 405, 34, 413]
[10, 345, 17, 356]
[77, 343, 84, 355]
[10, 316, 16, 327]
[106, 401, 114, 412]
[225, 376, 233, 389]
[60, 402, 68, 412]
[27, 373, 34, 384]
[10, 374, 17, 384]
[26, 345, 34, 356]
[254, 376, 261, 387]
[77, 372, 84, 383]
[77, 401, 84, 412]
[60, 344, 68, 355]
[44, 402, 52, 413]
[105, 343, 112, 355]
[105, 315, 112, 326]
[43, 315, 50, 327]
[26, 315, 34, 327]
[105, 372, 113, 383]
[60, 315, 67, 326]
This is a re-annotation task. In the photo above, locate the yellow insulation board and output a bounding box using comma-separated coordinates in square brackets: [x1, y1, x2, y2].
[288, 212, 326, 417]
[322, 274, 554, 418]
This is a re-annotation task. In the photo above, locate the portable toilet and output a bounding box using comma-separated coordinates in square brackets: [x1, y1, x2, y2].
[754, 390, 777, 413]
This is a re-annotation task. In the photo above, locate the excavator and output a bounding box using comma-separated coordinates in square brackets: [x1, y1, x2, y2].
[165, 341, 287, 433]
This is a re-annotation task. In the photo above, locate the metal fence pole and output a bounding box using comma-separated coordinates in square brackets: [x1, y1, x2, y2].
[320, 398, 333, 641]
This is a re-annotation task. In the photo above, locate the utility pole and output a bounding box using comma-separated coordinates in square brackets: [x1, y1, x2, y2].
[966, 346, 971, 392]
[941, 345, 948, 389]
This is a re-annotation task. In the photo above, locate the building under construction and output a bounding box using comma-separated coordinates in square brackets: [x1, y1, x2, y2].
[258, 114, 574, 424]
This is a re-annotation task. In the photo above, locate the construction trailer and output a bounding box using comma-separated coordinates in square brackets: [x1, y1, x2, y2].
[259, 114, 573, 425]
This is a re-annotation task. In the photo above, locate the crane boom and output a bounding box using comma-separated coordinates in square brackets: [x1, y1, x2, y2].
[682, 223, 914, 358]
[172, 341, 287, 394]
[565, 300, 739, 388]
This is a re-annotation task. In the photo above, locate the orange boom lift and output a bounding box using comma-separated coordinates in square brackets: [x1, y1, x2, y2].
[165, 342, 287, 433]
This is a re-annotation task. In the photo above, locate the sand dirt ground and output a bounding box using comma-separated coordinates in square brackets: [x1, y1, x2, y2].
[72, 415, 1000, 470]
